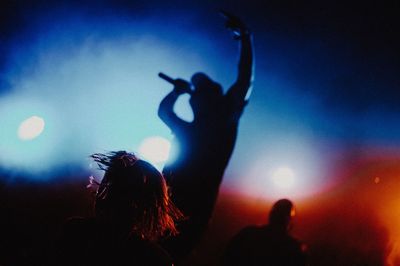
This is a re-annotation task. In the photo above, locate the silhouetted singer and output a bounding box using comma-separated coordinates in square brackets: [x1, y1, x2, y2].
[158, 11, 254, 260]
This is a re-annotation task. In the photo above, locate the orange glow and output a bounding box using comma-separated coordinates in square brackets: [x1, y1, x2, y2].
[221, 147, 400, 265]
[345, 156, 400, 265]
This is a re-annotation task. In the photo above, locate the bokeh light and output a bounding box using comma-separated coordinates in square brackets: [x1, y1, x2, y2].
[18, 115, 45, 141]
[271, 166, 295, 189]
[138, 136, 171, 165]
[233, 136, 335, 201]
[0, 97, 60, 173]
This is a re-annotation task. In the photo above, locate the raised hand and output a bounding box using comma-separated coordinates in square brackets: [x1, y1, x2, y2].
[219, 10, 250, 39]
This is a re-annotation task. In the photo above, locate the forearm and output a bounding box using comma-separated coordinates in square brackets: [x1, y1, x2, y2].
[228, 33, 254, 101]
[236, 32, 254, 98]
[158, 90, 180, 123]
[237, 33, 254, 88]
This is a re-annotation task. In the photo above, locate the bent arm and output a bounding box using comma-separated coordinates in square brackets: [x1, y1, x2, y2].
[158, 89, 186, 131]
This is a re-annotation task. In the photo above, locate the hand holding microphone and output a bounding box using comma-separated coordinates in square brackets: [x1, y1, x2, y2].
[158, 72, 193, 95]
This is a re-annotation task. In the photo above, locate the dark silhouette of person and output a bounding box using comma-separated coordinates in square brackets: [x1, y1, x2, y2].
[223, 199, 307, 266]
[51, 151, 184, 266]
[158, 11, 254, 260]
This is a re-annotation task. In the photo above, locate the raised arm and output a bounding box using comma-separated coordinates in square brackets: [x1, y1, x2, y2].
[158, 77, 192, 131]
[222, 11, 254, 103]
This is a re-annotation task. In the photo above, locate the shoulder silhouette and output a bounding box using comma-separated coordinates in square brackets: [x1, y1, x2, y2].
[223, 199, 307, 266]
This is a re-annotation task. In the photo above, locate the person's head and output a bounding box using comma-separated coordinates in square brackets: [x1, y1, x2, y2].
[268, 199, 295, 231]
[189, 72, 223, 117]
[91, 151, 184, 241]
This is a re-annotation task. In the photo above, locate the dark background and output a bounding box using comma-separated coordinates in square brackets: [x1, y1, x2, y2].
[1, 1, 399, 265]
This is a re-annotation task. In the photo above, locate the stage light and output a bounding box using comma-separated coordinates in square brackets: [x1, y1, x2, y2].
[271, 167, 295, 189]
[237, 137, 331, 200]
[0, 97, 61, 174]
[17, 116, 45, 141]
[138, 136, 171, 165]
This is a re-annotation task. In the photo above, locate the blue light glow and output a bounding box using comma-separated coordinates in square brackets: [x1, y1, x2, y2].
[0, 96, 60, 172]
[2, 6, 398, 188]
[0, 13, 218, 178]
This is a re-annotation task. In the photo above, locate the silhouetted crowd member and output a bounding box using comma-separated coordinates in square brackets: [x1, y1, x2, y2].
[158, 11, 253, 260]
[223, 199, 307, 266]
[50, 151, 184, 266]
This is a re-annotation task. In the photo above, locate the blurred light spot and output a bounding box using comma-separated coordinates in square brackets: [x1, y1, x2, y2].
[240, 139, 331, 201]
[0, 97, 60, 173]
[17, 116, 45, 141]
[374, 176, 380, 184]
[272, 167, 295, 189]
[138, 136, 171, 165]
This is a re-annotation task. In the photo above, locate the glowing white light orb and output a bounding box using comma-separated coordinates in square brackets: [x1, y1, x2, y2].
[17, 116, 45, 141]
[138, 136, 171, 164]
[271, 167, 295, 189]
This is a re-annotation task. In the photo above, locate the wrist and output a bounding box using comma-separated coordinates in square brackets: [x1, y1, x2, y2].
[173, 87, 184, 95]
[240, 28, 251, 37]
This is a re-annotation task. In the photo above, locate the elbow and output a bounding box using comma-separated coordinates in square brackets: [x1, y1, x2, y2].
[158, 104, 172, 124]
[157, 105, 162, 118]
[236, 78, 252, 90]
[158, 106, 166, 121]
[244, 79, 252, 89]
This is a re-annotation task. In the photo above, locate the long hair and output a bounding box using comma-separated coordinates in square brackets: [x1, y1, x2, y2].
[91, 151, 184, 241]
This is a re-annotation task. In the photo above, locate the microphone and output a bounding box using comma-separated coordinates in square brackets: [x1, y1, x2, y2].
[158, 72, 193, 93]
[158, 72, 175, 85]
